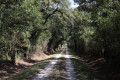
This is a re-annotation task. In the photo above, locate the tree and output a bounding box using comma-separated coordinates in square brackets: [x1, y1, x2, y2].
[70, 0, 120, 59]
[0, 0, 72, 64]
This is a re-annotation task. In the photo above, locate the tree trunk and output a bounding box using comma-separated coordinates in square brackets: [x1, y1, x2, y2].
[10, 50, 16, 65]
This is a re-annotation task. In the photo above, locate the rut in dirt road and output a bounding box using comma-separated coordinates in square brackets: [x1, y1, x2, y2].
[32, 49, 64, 80]
[65, 50, 77, 80]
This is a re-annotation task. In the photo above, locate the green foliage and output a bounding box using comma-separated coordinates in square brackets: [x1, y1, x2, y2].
[67, 10, 93, 53]
[1, 0, 120, 63]
[68, 0, 120, 59]
[0, 0, 71, 63]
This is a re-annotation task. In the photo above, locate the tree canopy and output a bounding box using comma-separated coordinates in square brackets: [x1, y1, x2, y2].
[0, 0, 120, 64]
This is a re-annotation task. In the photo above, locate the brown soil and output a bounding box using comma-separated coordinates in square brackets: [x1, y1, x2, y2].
[0, 52, 48, 80]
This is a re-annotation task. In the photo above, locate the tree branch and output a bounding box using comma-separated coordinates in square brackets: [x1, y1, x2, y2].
[42, 8, 63, 25]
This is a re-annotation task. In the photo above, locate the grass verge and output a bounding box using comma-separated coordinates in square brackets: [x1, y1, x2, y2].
[68, 50, 105, 80]
[8, 51, 62, 80]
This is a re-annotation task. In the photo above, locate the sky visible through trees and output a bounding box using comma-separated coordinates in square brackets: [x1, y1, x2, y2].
[69, 0, 79, 9]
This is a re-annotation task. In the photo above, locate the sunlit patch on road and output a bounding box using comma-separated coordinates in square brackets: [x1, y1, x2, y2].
[32, 50, 64, 80]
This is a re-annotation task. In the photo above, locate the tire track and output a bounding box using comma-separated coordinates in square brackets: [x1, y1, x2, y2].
[65, 50, 77, 80]
[32, 49, 64, 80]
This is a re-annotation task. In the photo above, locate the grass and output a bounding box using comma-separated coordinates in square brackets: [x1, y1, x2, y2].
[68, 50, 105, 80]
[47, 52, 67, 80]
[8, 51, 62, 80]
[47, 58, 67, 80]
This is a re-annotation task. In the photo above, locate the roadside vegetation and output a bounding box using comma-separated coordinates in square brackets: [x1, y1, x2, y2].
[8, 51, 62, 80]
[69, 50, 104, 80]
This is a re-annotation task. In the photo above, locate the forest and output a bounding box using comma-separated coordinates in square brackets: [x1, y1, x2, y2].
[0, 0, 120, 79]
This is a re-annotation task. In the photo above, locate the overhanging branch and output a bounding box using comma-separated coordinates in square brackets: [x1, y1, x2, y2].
[42, 8, 63, 25]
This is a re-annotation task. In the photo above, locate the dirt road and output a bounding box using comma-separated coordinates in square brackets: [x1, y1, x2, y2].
[32, 49, 77, 80]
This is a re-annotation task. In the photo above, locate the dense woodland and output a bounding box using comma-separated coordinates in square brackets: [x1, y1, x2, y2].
[0, 0, 120, 65]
